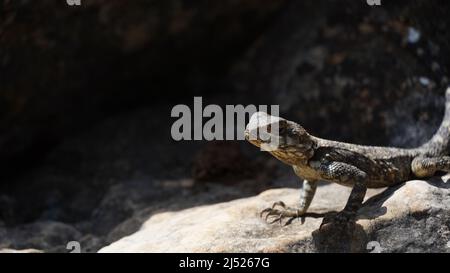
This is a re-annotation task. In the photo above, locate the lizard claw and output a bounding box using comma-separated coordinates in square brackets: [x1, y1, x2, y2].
[260, 207, 275, 219]
[259, 201, 286, 219]
[260, 201, 303, 226]
[260, 208, 272, 221]
[268, 214, 284, 225]
[271, 201, 286, 209]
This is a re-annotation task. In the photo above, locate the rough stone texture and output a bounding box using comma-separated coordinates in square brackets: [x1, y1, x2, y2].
[232, 0, 450, 148]
[99, 177, 450, 253]
[0, 221, 82, 253]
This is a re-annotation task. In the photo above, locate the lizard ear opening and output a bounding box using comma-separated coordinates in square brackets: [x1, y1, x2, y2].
[276, 119, 288, 135]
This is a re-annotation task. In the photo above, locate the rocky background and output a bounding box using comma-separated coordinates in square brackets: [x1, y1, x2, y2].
[1, 0, 450, 252]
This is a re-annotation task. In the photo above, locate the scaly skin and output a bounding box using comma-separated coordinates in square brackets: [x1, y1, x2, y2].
[245, 87, 450, 227]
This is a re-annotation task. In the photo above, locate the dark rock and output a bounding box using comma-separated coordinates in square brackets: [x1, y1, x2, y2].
[90, 180, 158, 235]
[232, 0, 450, 148]
[192, 141, 255, 183]
[0, 0, 288, 179]
[0, 221, 82, 253]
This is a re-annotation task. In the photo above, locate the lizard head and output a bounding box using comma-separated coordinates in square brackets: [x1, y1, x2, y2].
[244, 112, 315, 165]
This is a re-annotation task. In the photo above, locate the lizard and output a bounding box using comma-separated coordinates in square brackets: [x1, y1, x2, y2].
[244, 86, 450, 227]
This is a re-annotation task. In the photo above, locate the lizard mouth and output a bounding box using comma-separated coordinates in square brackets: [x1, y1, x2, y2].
[244, 127, 279, 147]
[244, 111, 315, 157]
[245, 127, 304, 150]
[245, 111, 285, 147]
[245, 112, 315, 158]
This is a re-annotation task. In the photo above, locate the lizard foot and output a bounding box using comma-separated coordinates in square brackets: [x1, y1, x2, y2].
[260, 201, 306, 226]
[319, 210, 356, 229]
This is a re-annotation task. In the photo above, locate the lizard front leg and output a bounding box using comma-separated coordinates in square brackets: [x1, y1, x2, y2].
[261, 179, 318, 225]
[317, 161, 368, 227]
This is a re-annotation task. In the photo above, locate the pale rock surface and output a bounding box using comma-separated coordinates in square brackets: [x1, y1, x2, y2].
[100, 176, 450, 253]
[0, 248, 43, 253]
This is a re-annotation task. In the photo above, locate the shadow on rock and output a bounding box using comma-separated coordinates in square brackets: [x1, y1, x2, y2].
[426, 175, 450, 189]
[358, 175, 450, 221]
[312, 221, 368, 253]
[311, 175, 450, 253]
[309, 183, 403, 253]
[357, 183, 405, 221]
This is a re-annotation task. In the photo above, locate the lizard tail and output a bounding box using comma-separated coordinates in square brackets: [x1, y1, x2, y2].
[420, 86, 450, 156]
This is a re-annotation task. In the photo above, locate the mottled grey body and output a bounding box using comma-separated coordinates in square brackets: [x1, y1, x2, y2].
[245, 87, 450, 226]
